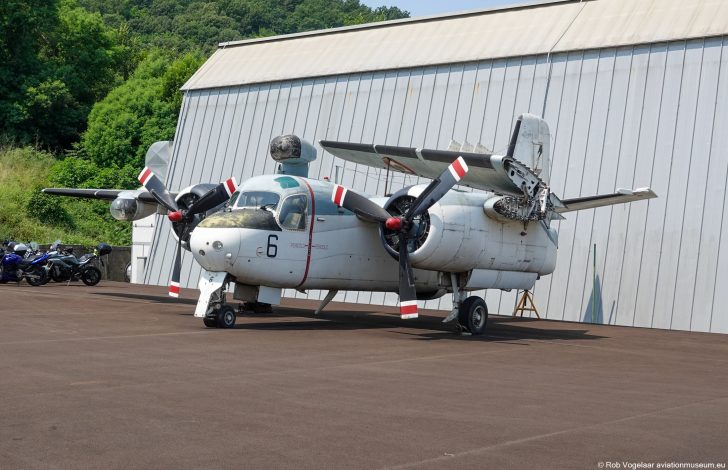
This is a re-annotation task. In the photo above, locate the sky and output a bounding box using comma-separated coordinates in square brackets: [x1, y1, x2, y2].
[362, 0, 519, 17]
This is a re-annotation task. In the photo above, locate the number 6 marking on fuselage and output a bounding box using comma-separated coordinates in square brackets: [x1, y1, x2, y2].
[267, 234, 278, 258]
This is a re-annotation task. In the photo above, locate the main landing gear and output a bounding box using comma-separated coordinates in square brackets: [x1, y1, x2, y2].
[443, 273, 488, 335]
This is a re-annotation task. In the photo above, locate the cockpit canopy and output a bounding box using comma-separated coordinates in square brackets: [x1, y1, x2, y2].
[227, 186, 308, 231]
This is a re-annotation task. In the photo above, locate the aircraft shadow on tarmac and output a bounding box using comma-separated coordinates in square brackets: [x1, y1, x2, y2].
[93, 292, 198, 305]
[92, 292, 605, 343]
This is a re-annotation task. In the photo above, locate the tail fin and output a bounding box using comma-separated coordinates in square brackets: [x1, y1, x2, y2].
[507, 113, 551, 183]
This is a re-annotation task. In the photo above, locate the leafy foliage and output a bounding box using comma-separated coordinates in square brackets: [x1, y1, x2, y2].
[0, 0, 127, 150]
[82, 51, 205, 168]
[0, 147, 131, 245]
[77, 0, 409, 52]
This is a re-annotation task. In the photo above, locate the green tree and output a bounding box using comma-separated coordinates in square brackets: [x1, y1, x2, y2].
[82, 51, 204, 168]
[0, 0, 127, 150]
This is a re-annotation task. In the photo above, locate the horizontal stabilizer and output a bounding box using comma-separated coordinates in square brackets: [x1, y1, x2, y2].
[556, 188, 657, 213]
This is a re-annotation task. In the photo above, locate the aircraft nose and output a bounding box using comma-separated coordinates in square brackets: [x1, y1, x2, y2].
[190, 227, 240, 273]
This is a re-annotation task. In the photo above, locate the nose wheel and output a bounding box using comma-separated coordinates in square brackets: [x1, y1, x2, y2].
[203, 304, 237, 329]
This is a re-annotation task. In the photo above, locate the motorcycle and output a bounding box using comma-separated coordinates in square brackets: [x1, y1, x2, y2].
[46, 242, 112, 286]
[0, 241, 50, 286]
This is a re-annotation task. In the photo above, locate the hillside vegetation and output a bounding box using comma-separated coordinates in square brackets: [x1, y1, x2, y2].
[0, 147, 134, 245]
[0, 0, 408, 245]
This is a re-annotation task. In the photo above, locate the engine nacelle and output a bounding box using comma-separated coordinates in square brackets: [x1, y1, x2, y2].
[381, 186, 558, 276]
[110, 191, 157, 221]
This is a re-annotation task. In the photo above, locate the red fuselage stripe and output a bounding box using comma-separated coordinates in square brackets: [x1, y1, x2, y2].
[297, 179, 316, 288]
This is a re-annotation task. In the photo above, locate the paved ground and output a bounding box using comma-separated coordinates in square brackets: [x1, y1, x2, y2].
[0, 281, 726, 469]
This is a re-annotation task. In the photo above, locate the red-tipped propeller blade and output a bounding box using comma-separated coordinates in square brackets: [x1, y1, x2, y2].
[406, 156, 469, 218]
[169, 237, 182, 298]
[138, 167, 178, 212]
[187, 177, 238, 216]
[398, 239, 418, 319]
[331, 184, 391, 223]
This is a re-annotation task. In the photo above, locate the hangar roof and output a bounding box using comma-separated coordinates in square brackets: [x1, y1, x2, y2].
[182, 0, 728, 91]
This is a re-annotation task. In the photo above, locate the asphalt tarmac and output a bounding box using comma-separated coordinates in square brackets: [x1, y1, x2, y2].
[1, 281, 726, 469]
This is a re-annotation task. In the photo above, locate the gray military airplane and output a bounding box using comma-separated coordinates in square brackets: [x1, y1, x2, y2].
[44, 114, 656, 334]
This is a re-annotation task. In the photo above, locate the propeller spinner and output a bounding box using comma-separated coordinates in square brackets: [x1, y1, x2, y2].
[331, 156, 469, 319]
[138, 167, 238, 297]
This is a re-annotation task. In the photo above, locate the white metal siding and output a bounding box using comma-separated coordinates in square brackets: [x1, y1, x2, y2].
[146, 37, 728, 333]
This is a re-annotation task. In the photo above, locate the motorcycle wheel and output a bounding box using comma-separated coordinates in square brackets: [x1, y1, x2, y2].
[25, 265, 48, 286]
[80, 266, 102, 286]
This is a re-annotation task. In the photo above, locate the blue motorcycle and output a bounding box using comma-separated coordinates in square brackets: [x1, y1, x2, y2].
[0, 242, 50, 286]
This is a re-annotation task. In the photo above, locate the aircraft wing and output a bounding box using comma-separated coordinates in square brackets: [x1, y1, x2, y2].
[320, 141, 542, 197]
[555, 188, 657, 213]
[42, 188, 161, 203]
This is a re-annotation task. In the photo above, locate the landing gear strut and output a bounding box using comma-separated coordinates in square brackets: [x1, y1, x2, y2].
[202, 281, 236, 329]
[443, 273, 488, 335]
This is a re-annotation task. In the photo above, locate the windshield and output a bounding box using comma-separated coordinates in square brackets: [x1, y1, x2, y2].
[235, 191, 281, 210]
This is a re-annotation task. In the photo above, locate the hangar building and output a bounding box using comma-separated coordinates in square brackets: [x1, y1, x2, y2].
[138, 0, 728, 333]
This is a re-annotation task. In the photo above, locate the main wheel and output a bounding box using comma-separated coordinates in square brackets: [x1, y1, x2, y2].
[25, 265, 48, 286]
[216, 305, 236, 329]
[203, 316, 217, 328]
[80, 266, 102, 286]
[458, 296, 488, 335]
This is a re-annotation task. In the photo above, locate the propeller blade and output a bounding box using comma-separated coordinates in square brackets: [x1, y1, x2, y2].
[331, 184, 391, 223]
[406, 156, 469, 219]
[187, 177, 238, 215]
[138, 167, 178, 212]
[398, 240, 418, 319]
[169, 238, 182, 298]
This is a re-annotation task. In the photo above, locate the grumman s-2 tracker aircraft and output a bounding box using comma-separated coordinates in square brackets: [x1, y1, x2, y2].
[44, 114, 656, 334]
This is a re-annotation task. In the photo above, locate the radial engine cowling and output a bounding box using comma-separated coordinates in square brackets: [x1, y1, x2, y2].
[379, 186, 475, 273]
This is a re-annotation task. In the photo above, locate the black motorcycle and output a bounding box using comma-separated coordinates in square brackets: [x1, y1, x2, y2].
[46, 243, 112, 286]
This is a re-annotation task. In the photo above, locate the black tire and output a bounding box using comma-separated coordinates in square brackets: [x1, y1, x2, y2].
[25, 265, 48, 286]
[216, 305, 236, 329]
[458, 296, 488, 335]
[80, 266, 102, 286]
[203, 316, 218, 328]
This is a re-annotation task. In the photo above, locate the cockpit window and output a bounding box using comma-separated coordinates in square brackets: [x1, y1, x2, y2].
[278, 195, 308, 230]
[235, 191, 280, 210]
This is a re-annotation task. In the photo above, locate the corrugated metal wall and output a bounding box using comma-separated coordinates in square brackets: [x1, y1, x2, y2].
[145, 36, 728, 333]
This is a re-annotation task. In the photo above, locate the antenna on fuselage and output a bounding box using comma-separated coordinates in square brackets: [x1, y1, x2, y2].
[270, 135, 317, 178]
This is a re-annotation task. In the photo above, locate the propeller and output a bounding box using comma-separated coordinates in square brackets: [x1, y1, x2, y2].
[138, 167, 238, 297]
[332, 156, 469, 319]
